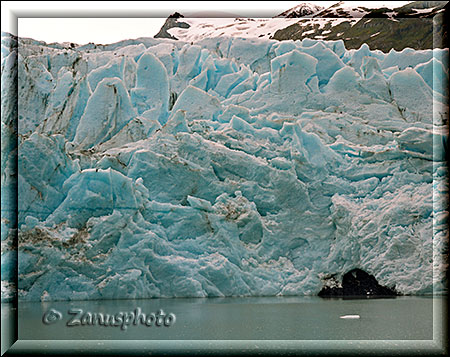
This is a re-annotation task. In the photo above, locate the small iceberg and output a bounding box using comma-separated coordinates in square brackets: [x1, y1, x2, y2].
[340, 315, 361, 319]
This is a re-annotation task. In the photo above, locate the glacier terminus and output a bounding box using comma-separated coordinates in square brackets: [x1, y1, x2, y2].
[1, 24, 448, 301]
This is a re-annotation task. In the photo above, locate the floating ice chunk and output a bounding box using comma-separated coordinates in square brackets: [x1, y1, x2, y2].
[340, 315, 360, 319]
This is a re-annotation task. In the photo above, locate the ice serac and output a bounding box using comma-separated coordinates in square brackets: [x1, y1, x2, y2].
[170, 85, 222, 121]
[72, 77, 136, 149]
[18, 132, 79, 225]
[131, 51, 169, 123]
[3, 31, 448, 302]
[46, 168, 148, 229]
[389, 68, 433, 122]
[270, 49, 317, 94]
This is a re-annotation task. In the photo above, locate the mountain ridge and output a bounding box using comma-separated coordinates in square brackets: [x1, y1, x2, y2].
[276, 3, 325, 18]
[154, 1, 448, 51]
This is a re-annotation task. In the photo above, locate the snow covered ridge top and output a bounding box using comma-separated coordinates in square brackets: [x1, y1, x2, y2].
[155, 1, 448, 52]
[1, 31, 448, 301]
[276, 3, 325, 18]
[285, 1, 446, 18]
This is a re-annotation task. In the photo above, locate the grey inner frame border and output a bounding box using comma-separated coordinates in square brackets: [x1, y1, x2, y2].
[1, 7, 448, 355]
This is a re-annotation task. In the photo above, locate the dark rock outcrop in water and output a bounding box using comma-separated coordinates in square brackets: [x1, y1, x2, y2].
[319, 269, 398, 298]
[154, 12, 190, 40]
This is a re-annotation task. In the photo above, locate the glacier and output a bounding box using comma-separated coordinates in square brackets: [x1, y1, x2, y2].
[1, 31, 448, 301]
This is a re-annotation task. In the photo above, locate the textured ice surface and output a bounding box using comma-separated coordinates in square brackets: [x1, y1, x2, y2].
[1, 32, 448, 301]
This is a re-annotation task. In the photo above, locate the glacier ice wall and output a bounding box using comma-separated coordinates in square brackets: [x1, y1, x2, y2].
[2, 33, 448, 301]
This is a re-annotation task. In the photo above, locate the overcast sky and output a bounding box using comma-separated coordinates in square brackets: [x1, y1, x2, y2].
[2, 1, 410, 45]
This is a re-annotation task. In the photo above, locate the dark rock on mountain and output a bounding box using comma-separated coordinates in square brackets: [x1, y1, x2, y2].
[154, 12, 190, 40]
[394, 1, 447, 17]
[273, 17, 439, 52]
[273, 1, 448, 51]
[153, 1, 448, 51]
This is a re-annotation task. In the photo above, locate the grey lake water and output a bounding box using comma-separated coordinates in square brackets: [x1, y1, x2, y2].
[3, 296, 447, 355]
[3, 296, 439, 340]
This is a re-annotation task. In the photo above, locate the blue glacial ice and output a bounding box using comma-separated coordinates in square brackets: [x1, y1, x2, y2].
[1, 33, 448, 301]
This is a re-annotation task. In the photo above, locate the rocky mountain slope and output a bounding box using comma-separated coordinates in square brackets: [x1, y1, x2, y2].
[154, 1, 448, 51]
[276, 3, 325, 18]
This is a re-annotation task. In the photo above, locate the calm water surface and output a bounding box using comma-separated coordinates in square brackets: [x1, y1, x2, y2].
[10, 296, 436, 340]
